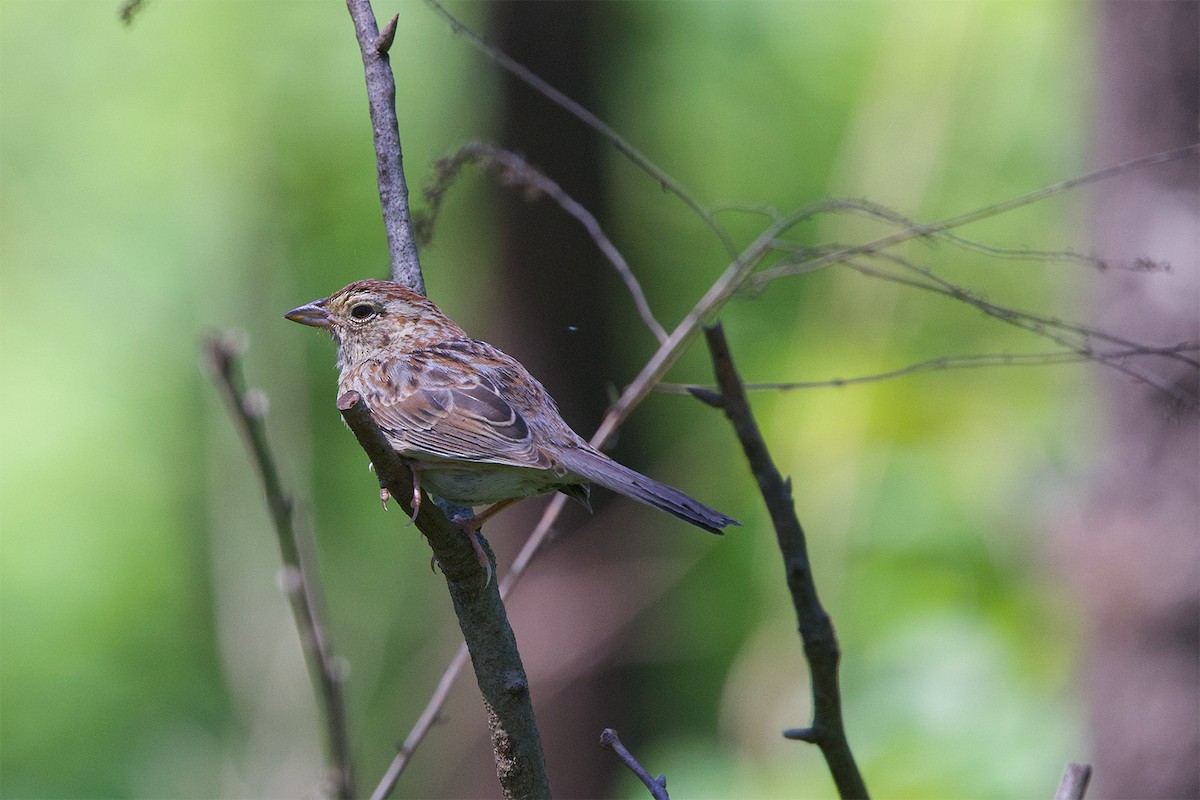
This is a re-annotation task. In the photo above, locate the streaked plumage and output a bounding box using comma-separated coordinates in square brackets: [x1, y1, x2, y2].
[286, 279, 738, 535]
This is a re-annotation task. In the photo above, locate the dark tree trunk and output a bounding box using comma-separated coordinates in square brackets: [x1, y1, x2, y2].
[447, 3, 635, 797]
[1075, 2, 1199, 797]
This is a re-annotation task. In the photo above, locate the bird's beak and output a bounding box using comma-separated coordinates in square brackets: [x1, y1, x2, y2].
[284, 299, 332, 329]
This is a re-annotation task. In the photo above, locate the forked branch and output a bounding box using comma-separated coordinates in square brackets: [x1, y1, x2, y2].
[695, 323, 868, 800]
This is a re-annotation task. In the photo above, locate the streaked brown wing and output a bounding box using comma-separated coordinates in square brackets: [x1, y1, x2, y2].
[355, 354, 553, 470]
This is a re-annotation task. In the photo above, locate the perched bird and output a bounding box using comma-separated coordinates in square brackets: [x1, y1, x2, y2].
[286, 279, 738, 572]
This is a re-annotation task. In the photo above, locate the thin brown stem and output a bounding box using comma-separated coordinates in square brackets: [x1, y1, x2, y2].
[747, 144, 1200, 290]
[418, 142, 669, 343]
[346, 0, 425, 294]
[657, 343, 1200, 394]
[204, 333, 355, 800]
[424, 0, 738, 261]
[698, 323, 868, 800]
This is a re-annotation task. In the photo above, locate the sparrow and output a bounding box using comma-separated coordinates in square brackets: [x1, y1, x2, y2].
[286, 279, 738, 573]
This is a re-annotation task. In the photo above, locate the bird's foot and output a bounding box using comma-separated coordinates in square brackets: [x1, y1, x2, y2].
[436, 500, 495, 589]
[405, 465, 422, 528]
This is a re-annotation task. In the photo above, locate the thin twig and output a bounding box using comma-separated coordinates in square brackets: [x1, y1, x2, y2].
[859, 248, 1200, 370]
[424, 0, 738, 261]
[346, 0, 425, 294]
[599, 729, 669, 800]
[657, 344, 1200, 394]
[789, 197, 1166, 273]
[698, 323, 868, 800]
[371, 642, 471, 800]
[1054, 763, 1093, 800]
[747, 144, 1200, 290]
[204, 333, 355, 800]
[418, 141, 669, 343]
[338, 391, 550, 800]
[836, 254, 1199, 407]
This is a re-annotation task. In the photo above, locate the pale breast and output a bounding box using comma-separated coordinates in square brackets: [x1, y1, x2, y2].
[420, 463, 579, 507]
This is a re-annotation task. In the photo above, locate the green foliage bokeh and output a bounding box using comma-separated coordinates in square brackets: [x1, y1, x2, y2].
[2, 1, 1097, 797]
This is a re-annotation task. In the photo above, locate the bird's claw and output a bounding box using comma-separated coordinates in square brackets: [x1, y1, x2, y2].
[405, 465, 422, 528]
[379, 486, 390, 511]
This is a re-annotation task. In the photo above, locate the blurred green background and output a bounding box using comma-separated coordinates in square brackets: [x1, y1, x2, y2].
[1, 1, 1104, 797]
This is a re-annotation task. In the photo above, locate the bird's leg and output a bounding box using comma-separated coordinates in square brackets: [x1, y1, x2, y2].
[455, 499, 523, 589]
[429, 497, 498, 588]
[464, 498, 521, 530]
[370, 460, 391, 510]
[405, 463, 423, 528]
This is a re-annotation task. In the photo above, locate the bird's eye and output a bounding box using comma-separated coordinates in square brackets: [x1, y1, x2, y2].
[350, 303, 377, 321]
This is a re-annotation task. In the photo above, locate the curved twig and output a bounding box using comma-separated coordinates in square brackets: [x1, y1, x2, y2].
[419, 142, 669, 343]
[424, 0, 738, 261]
[657, 345, 1200, 393]
[747, 144, 1200, 291]
[697, 323, 868, 800]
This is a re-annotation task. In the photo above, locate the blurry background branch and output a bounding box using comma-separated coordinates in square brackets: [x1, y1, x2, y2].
[415, 141, 669, 343]
[694, 324, 868, 800]
[424, 0, 739, 260]
[203, 333, 355, 800]
[1055, 762, 1093, 800]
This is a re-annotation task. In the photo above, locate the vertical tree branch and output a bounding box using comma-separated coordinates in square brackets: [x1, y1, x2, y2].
[338, 391, 550, 800]
[696, 323, 868, 800]
[346, 0, 425, 294]
[204, 334, 355, 800]
[343, 3, 548, 795]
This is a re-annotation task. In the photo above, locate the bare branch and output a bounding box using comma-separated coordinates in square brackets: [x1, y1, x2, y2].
[371, 642, 471, 800]
[747, 144, 1200, 291]
[417, 141, 669, 343]
[832, 253, 1200, 408]
[337, 391, 550, 800]
[424, 0, 738, 260]
[204, 333, 355, 800]
[346, 0, 425, 294]
[698, 323, 868, 800]
[600, 729, 669, 800]
[658, 343, 1200, 394]
[788, 197, 1167, 273]
[1055, 763, 1093, 800]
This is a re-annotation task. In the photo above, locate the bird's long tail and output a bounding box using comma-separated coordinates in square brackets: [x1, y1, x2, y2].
[556, 446, 739, 534]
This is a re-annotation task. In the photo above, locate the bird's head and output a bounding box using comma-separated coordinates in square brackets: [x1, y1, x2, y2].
[286, 279, 464, 370]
